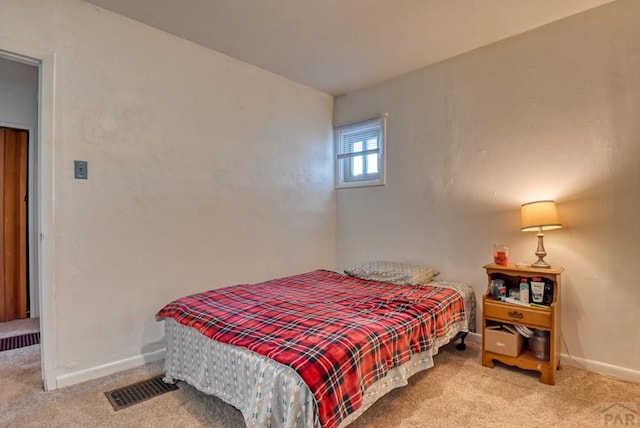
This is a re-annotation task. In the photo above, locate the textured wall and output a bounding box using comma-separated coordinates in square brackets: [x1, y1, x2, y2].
[334, 0, 640, 379]
[0, 0, 335, 386]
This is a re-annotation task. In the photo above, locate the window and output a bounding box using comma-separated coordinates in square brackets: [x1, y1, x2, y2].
[334, 114, 386, 188]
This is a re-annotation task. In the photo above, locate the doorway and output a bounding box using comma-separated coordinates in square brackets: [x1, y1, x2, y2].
[0, 43, 54, 390]
[0, 127, 28, 322]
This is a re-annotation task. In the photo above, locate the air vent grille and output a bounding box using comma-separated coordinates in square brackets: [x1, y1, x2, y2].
[105, 376, 178, 411]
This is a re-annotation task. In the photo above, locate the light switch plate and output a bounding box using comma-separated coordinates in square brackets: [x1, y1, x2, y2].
[74, 160, 88, 179]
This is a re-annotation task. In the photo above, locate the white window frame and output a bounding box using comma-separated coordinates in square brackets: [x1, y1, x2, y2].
[334, 114, 387, 189]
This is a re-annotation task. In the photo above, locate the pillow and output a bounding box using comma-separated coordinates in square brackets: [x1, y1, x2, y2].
[343, 261, 440, 285]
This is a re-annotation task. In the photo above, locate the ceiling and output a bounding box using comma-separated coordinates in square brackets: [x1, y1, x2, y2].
[86, 0, 615, 96]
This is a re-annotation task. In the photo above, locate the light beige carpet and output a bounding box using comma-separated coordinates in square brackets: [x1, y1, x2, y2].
[0, 317, 39, 339]
[1, 337, 638, 427]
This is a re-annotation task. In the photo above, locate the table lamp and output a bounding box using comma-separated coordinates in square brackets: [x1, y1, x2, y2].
[520, 200, 562, 268]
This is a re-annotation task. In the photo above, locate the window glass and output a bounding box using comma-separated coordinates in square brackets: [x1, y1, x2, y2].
[334, 115, 386, 188]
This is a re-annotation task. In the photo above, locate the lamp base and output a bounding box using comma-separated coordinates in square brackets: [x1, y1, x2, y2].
[531, 258, 552, 269]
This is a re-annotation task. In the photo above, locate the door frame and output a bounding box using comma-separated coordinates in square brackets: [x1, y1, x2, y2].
[0, 41, 56, 391]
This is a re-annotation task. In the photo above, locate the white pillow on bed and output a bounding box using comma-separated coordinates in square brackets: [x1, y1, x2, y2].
[343, 261, 440, 285]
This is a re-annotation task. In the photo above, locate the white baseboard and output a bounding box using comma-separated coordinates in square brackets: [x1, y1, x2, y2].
[54, 336, 640, 388]
[56, 348, 166, 389]
[466, 331, 482, 344]
[476, 330, 639, 383]
[561, 353, 640, 384]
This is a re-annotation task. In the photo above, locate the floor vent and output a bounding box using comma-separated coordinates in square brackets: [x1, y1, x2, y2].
[105, 376, 178, 411]
[0, 332, 40, 352]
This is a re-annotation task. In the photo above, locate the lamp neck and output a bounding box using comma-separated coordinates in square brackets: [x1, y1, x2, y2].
[531, 226, 551, 268]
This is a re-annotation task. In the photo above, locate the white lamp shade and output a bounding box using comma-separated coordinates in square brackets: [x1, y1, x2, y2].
[521, 200, 562, 232]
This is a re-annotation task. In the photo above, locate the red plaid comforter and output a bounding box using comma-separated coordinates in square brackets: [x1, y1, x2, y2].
[157, 270, 467, 428]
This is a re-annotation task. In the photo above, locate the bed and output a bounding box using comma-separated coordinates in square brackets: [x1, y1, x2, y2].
[157, 264, 476, 428]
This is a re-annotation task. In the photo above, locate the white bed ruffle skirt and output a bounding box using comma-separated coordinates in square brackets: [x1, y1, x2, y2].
[163, 315, 469, 428]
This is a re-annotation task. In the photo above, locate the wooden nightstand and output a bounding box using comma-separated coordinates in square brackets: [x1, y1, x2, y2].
[482, 263, 564, 385]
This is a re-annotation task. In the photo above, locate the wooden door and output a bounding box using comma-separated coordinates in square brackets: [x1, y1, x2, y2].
[0, 127, 28, 322]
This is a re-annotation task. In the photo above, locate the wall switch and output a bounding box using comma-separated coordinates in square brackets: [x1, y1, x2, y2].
[74, 160, 88, 179]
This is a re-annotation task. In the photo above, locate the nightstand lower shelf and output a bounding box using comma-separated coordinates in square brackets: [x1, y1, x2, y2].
[483, 347, 560, 385]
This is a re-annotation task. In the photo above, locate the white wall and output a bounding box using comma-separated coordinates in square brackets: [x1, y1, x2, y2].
[0, 57, 38, 127]
[0, 0, 335, 386]
[334, 0, 640, 380]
